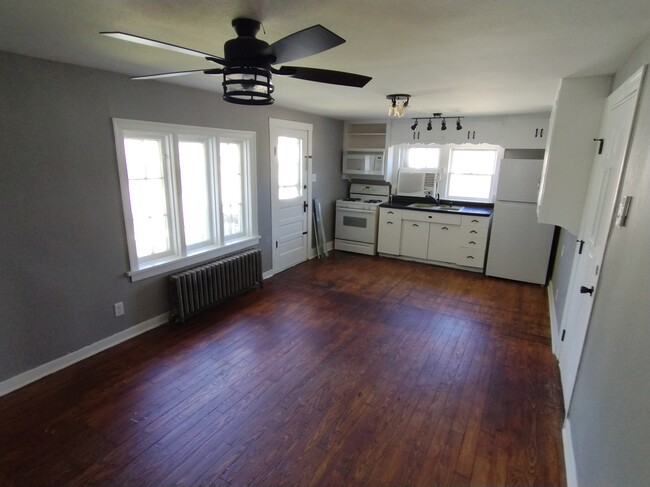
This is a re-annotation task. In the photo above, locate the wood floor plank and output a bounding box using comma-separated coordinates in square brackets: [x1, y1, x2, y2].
[0, 251, 566, 486]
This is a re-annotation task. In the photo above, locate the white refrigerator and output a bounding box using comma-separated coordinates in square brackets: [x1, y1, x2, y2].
[485, 159, 555, 284]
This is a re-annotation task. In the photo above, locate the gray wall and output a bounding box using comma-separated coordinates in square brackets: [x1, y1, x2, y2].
[567, 34, 650, 485]
[0, 51, 346, 383]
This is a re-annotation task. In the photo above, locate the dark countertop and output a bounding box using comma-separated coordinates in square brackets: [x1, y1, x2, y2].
[380, 197, 493, 217]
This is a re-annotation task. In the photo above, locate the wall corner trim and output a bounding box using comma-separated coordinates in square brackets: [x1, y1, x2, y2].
[0, 313, 169, 397]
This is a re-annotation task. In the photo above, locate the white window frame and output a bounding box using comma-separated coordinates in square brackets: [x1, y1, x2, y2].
[113, 118, 259, 282]
[394, 143, 503, 202]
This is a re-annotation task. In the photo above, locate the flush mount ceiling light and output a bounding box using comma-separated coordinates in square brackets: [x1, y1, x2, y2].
[410, 113, 464, 131]
[387, 94, 410, 117]
[101, 18, 371, 106]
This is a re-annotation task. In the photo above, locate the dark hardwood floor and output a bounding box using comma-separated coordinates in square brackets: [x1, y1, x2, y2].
[0, 252, 566, 486]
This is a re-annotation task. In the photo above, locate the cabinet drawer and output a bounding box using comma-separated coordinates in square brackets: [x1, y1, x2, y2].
[458, 236, 487, 250]
[461, 215, 490, 228]
[456, 247, 486, 268]
[460, 226, 488, 239]
[379, 208, 401, 225]
[402, 210, 461, 225]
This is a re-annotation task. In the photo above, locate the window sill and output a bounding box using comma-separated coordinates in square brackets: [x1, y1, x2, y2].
[126, 236, 261, 282]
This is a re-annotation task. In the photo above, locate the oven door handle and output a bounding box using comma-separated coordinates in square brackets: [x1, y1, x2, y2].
[338, 207, 375, 214]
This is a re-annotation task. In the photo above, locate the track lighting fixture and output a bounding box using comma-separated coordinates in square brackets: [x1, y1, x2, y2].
[410, 113, 464, 132]
[387, 94, 411, 117]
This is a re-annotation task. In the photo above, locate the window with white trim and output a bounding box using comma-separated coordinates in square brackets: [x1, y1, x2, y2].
[113, 119, 258, 280]
[395, 144, 500, 202]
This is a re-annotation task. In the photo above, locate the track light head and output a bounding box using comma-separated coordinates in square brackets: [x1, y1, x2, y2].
[410, 119, 418, 131]
[427, 119, 433, 131]
[456, 117, 462, 130]
[441, 118, 447, 131]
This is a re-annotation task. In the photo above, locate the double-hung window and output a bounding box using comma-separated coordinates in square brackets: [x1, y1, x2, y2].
[396, 144, 500, 202]
[113, 119, 257, 281]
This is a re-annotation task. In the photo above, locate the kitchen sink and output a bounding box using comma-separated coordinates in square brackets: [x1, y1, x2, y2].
[407, 203, 464, 211]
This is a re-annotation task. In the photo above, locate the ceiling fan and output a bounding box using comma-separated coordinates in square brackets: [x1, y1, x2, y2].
[101, 18, 372, 105]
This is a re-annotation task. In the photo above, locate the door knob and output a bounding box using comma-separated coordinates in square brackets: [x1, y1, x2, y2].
[579, 285, 594, 296]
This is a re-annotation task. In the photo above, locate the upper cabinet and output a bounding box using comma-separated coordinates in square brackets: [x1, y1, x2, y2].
[537, 76, 612, 235]
[344, 122, 388, 151]
[501, 114, 550, 149]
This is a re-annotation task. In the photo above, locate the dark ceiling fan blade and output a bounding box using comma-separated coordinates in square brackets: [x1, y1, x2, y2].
[132, 68, 222, 80]
[101, 31, 224, 61]
[265, 25, 345, 64]
[275, 66, 371, 88]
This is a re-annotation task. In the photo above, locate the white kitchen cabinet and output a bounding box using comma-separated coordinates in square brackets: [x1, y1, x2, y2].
[455, 118, 505, 145]
[502, 114, 550, 149]
[389, 117, 505, 146]
[456, 215, 490, 269]
[537, 75, 611, 235]
[344, 122, 388, 151]
[377, 208, 402, 255]
[400, 220, 430, 259]
[428, 223, 459, 263]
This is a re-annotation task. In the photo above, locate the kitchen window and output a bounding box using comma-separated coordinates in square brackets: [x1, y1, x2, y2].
[395, 144, 500, 202]
[113, 119, 258, 281]
[447, 148, 498, 201]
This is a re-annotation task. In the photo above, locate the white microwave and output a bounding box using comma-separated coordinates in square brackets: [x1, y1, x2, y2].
[342, 151, 384, 176]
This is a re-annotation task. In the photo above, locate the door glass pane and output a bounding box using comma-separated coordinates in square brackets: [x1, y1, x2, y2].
[179, 140, 211, 247]
[277, 136, 302, 200]
[220, 142, 243, 237]
[124, 138, 171, 258]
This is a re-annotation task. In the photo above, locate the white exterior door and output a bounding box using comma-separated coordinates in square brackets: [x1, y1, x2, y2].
[558, 68, 644, 409]
[270, 119, 312, 273]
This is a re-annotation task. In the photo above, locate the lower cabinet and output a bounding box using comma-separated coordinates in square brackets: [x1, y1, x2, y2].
[377, 208, 402, 254]
[428, 223, 458, 263]
[401, 220, 430, 259]
[378, 208, 491, 271]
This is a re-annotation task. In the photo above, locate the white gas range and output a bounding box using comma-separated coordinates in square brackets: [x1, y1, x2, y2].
[334, 182, 390, 255]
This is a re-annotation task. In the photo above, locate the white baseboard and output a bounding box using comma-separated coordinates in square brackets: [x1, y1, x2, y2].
[0, 312, 169, 397]
[547, 280, 560, 358]
[563, 418, 579, 487]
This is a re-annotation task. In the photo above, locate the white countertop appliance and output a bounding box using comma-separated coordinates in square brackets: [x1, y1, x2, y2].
[335, 182, 390, 255]
[485, 158, 555, 284]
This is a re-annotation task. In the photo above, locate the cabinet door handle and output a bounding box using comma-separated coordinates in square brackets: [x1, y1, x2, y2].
[466, 255, 475, 259]
[387, 211, 394, 214]
[470, 230, 478, 234]
[535, 128, 539, 137]
[387, 221, 393, 225]
[441, 226, 449, 230]
[412, 223, 419, 227]
[469, 241, 477, 245]
[471, 219, 479, 223]
[540, 128, 544, 138]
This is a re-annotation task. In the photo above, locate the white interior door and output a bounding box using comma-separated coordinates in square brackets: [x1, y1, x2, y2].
[558, 67, 644, 409]
[270, 119, 312, 273]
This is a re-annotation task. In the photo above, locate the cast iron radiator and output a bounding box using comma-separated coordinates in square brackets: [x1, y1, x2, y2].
[168, 248, 262, 324]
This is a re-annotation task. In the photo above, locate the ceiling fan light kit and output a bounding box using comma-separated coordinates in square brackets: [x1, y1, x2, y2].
[101, 18, 371, 106]
[387, 94, 410, 117]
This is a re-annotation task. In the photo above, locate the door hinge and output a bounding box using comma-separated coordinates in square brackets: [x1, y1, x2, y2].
[561, 329, 566, 341]
[275, 241, 278, 249]
[577, 239, 585, 254]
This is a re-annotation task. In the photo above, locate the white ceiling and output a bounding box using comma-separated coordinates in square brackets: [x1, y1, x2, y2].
[2, 0, 650, 120]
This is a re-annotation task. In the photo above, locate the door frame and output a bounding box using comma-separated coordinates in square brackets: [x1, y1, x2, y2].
[269, 118, 313, 275]
[557, 66, 645, 410]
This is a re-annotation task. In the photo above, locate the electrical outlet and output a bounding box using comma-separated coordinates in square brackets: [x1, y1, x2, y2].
[114, 302, 124, 317]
